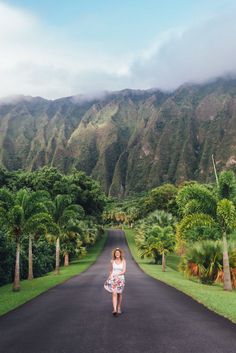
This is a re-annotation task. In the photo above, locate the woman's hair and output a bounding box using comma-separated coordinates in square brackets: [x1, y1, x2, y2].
[112, 247, 124, 260]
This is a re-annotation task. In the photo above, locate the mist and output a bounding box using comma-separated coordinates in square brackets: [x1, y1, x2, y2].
[0, 2, 236, 99]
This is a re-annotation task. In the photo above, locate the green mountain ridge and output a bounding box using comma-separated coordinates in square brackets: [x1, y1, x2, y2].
[1, 78, 236, 196]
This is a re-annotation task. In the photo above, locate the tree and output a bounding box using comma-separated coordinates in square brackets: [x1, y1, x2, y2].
[60, 222, 85, 266]
[46, 195, 85, 274]
[25, 213, 58, 280]
[0, 167, 107, 287]
[177, 173, 236, 291]
[0, 188, 57, 290]
[0, 188, 29, 290]
[136, 225, 175, 270]
[0, 230, 15, 285]
[217, 199, 236, 290]
[138, 210, 176, 228]
[218, 170, 236, 201]
[20, 190, 58, 280]
[125, 207, 140, 227]
[144, 183, 178, 215]
[16, 167, 63, 196]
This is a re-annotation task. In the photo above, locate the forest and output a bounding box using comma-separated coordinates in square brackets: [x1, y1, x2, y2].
[0, 166, 106, 289]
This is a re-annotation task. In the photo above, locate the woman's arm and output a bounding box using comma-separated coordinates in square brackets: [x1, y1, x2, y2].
[109, 260, 113, 278]
[118, 260, 126, 275]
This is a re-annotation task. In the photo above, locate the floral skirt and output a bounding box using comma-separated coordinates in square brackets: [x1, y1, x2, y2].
[104, 275, 125, 294]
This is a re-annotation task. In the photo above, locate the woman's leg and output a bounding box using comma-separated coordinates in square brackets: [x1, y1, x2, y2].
[112, 292, 118, 312]
[117, 293, 122, 312]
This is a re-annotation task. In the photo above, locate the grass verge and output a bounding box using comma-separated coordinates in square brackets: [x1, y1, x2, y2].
[0, 232, 108, 317]
[125, 228, 236, 324]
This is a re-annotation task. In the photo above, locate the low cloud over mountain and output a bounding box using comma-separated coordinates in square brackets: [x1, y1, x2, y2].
[1, 2, 236, 99]
[1, 78, 236, 196]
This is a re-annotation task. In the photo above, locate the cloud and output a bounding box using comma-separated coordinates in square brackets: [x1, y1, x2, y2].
[0, 2, 236, 99]
[129, 12, 236, 90]
[0, 2, 131, 99]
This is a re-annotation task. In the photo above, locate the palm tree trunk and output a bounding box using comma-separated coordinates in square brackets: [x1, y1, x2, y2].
[154, 250, 159, 264]
[55, 237, 60, 274]
[13, 241, 20, 291]
[222, 232, 232, 291]
[162, 252, 166, 272]
[64, 252, 69, 266]
[28, 235, 34, 280]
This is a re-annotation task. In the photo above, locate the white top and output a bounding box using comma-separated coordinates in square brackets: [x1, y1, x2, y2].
[112, 260, 125, 278]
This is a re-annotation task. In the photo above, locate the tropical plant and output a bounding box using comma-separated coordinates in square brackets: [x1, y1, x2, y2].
[218, 170, 236, 201]
[136, 225, 175, 270]
[183, 225, 221, 243]
[0, 167, 106, 287]
[22, 190, 58, 280]
[144, 183, 178, 215]
[46, 195, 85, 274]
[177, 172, 236, 291]
[0, 230, 15, 285]
[137, 210, 176, 228]
[125, 206, 140, 227]
[180, 240, 236, 285]
[0, 188, 57, 290]
[179, 240, 223, 284]
[60, 221, 86, 266]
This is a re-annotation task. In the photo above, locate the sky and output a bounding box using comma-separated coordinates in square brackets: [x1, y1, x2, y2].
[1, 0, 236, 99]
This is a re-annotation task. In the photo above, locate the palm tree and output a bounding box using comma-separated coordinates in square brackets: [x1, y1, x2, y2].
[217, 199, 236, 290]
[21, 190, 58, 280]
[177, 173, 236, 291]
[60, 222, 84, 266]
[141, 210, 176, 228]
[136, 224, 175, 269]
[46, 195, 85, 274]
[25, 212, 59, 280]
[0, 188, 30, 290]
[0, 188, 56, 290]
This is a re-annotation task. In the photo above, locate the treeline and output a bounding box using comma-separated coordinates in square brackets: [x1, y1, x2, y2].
[0, 167, 106, 290]
[104, 171, 236, 291]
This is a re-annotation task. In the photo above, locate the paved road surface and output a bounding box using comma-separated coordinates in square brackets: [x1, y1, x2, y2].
[1, 230, 236, 353]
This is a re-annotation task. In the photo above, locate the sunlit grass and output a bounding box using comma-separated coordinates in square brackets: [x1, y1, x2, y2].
[0, 232, 108, 317]
[125, 228, 236, 323]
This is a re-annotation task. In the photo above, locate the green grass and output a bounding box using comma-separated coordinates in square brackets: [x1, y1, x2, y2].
[125, 228, 236, 324]
[0, 232, 108, 317]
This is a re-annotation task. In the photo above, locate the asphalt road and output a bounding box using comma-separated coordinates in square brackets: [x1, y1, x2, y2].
[1, 229, 236, 353]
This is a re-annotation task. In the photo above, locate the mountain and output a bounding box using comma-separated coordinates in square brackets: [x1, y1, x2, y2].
[1, 78, 236, 196]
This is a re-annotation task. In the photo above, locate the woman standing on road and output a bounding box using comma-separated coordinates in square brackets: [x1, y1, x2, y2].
[104, 247, 126, 315]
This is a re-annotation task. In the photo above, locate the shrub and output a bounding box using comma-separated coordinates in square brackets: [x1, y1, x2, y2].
[179, 240, 223, 284]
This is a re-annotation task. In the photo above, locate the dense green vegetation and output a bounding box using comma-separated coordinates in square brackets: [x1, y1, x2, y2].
[125, 228, 236, 323]
[2, 154, 236, 322]
[1, 78, 236, 196]
[106, 170, 236, 292]
[0, 166, 106, 291]
[0, 232, 107, 317]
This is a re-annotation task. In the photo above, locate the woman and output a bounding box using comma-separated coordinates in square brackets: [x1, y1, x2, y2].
[106, 247, 126, 315]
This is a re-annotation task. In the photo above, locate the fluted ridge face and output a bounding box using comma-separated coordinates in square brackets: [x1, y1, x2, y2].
[1, 78, 236, 196]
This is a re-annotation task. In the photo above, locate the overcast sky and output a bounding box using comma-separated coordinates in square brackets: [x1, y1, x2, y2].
[1, 0, 236, 99]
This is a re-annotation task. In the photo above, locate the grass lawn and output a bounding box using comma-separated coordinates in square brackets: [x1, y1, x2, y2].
[125, 228, 236, 324]
[0, 232, 108, 317]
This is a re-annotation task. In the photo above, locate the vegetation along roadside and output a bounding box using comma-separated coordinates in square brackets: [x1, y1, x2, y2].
[0, 231, 107, 317]
[125, 228, 236, 324]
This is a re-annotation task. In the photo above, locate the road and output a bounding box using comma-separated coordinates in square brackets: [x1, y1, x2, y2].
[0, 229, 236, 353]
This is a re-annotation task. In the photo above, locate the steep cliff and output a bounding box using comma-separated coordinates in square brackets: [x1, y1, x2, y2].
[1, 78, 236, 196]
